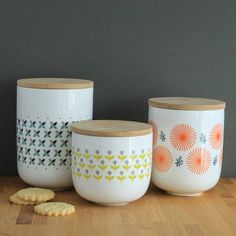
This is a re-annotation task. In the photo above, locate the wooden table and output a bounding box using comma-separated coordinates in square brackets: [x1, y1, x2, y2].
[0, 177, 235, 236]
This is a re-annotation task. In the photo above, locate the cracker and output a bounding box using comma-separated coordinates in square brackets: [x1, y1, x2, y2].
[34, 202, 75, 216]
[9, 193, 43, 205]
[15, 188, 55, 202]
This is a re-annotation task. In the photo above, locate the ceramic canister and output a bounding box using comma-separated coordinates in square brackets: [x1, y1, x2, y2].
[17, 78, 93, 189]
[148, 97, 226, 196]
[71, 120, 153, 205]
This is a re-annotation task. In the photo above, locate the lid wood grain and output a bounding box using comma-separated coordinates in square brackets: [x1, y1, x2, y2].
[17, 78, 93, 89]
[149, 97, 226, 110]
[72, 120, 152, 137]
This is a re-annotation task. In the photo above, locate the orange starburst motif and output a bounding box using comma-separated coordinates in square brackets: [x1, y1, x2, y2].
[148, 120, 158, 145]
[187, 148, 211, 175]
[170, 124, 197, 151]
[153, 145, 173, 172]
[210, 124, 223, 150]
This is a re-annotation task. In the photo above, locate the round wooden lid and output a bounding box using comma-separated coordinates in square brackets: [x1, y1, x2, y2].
[72, 120, 152, 137]
[149, 97, 226, 110]
[17, 78, 93, 89]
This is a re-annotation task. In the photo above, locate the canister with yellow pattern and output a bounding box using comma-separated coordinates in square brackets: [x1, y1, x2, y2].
[71, 120, 152, 205]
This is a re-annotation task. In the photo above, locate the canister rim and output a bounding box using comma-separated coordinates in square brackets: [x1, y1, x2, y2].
[148, 97, 226, 111]
[72, 120, 153, 137]
[17, 78, 94, 89]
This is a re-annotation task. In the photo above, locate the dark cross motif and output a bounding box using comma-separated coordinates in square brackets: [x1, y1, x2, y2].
[38, 121, 46, 129]
[22, 156, 27, 164]
[55, 131, 63, 138]
[66, 130, 72, 138]
[160, 131, 166, 142]
[19, 128, 23, 135]
[175, 156, 183, 167]
[43, 149, 50, 157]
[30, 121, 36, 128]
[44, 130, 51, 138]
[34, 149, 40, 156]
[60, 140, 68, 147]
[54, 149, 62, 157]
[29, 157, 35, 165]
[61, 122, 69, 129]
[25, 148, 31, 155]
[65, 149, 71, 157]
[33, 130, 40, 137]
[59, 158, 67, 166]
[29, 139, 36, 146]
[50, 122, 57, 129]
[17, 137, 21, 144]
[49, 140, 57, 147]
[38, 158, 45, 166]
[25, 129, 31, 136]
[17, 154, 21, 162]
[17, 119, 21, 126]
[38, 140, 46, 147]
[22, 120, 27, 127]
[22, 138, 27, 145]
[48, 159, 56, 166]
[19, 147, 23, 154]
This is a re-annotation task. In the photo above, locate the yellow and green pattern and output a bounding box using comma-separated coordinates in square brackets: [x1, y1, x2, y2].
[72, 148, 152, 183]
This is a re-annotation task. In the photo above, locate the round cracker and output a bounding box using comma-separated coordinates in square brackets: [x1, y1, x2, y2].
[34, 202, 75, 216]
[9, 193, 44, 205]
[15, 188, 55, 202]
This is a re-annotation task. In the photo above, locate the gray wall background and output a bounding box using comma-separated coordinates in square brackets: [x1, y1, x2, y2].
[0, 1, 235, 176]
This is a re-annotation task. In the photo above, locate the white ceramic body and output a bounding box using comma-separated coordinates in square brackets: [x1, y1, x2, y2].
[149, 107, 224, 196]
[17, 86, 93, 189]
[72, 133, 152, 205]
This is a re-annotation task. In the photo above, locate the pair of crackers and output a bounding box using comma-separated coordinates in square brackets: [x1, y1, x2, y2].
[10, 187, 55, 205]
[10, 187, 75, 216]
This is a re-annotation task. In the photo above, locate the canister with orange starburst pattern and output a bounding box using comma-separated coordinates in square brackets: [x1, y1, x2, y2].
[148, 97, 225, 196]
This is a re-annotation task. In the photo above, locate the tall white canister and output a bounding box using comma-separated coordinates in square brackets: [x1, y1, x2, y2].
[148, 97, 226, 196]
[17, 78, 93, 189]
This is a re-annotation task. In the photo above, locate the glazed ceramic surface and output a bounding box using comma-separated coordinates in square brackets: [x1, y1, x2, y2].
[71, 121, 152, 205]
[17, 84, 93, 189]
[149, 105, 225, 196]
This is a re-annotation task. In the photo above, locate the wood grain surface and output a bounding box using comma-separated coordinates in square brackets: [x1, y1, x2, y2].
[72, 120, 152, 137]
[148, 97, 226, 110]
[17, 78, 94, 89]
[0, 177, 235, 236]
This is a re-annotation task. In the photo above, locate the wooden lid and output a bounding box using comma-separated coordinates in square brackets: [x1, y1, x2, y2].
[17, 78, 93, 89]
[72, 120, 152, 137]
[149, 97, 226, 110]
